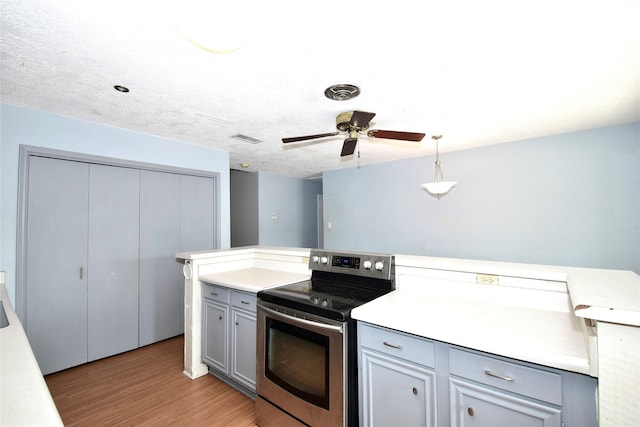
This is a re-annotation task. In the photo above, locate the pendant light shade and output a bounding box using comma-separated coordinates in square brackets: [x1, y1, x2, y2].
[421, 135, 457, 199]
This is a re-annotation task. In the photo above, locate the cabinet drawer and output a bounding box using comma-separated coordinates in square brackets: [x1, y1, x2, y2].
[202, 283, 229, 303]
[449, 348, 561, 405]
[231, 291, 256, 311]
[359, 323, 435, 368]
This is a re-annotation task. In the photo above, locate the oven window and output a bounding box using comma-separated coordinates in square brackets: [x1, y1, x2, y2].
[265, 318, 330, 409]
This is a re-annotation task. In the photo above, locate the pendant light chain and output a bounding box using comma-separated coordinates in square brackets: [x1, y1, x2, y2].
[433, 135, 443, 183]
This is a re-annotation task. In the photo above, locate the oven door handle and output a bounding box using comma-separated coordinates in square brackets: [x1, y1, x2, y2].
[258, 304, 344, 333]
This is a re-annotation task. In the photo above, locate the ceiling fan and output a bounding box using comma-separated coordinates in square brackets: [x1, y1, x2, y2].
[282, 111, 426, 157]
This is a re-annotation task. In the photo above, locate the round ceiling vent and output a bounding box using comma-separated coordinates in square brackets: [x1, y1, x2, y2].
[324, 84, 360, 101]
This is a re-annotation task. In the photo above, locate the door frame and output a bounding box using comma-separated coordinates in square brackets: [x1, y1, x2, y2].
[15, 144, 221, 320]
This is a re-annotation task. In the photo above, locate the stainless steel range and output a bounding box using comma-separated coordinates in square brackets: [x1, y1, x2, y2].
[256, 249, 395, 427]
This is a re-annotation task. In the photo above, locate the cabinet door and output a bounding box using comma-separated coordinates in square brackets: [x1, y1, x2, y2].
[231, 307, 257, 390]
[203, 299, 228, 372]
[88, 164, 139, 361]
[139, 170, 182, 346]
[361, 348, 437, 427]
[25, 156, 89, 375]
[449, 378, 561, 427]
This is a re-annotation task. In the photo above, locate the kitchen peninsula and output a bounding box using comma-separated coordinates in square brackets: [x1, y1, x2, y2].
[177, 246, 639, 426]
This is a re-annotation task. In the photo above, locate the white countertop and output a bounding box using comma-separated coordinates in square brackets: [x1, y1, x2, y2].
[352, 278, 592, 375]
[0, 282, 63, 426]
[199, 267, 310, 292]
[394, 254, 640, 327]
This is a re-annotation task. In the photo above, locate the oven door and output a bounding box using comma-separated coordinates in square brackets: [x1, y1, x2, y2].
[256, 302, 346, 427]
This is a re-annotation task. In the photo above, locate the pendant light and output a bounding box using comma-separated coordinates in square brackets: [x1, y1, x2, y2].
[421, 135, 457, 199]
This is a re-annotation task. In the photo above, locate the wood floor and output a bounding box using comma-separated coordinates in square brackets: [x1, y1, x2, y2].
[45, 335, 256, 426]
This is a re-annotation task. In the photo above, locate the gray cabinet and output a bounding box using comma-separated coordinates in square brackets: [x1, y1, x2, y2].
[359, 323, 437, 427]
[230, 291, 257, 390]
[202, 283, 257, 394]
[357, 322, 598, 427]
[449, 349, 561, 427]
[202, 284, 229, 371]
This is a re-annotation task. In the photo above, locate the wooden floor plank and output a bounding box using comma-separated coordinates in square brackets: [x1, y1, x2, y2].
[45, 335, 256, 426]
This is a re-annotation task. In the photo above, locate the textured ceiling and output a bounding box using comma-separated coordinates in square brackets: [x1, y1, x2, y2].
[1, 0, 639, 179]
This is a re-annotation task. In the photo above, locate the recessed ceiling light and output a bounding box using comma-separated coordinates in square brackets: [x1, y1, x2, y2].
[114, 85, 129, 93]
[240, 163, 250, 168]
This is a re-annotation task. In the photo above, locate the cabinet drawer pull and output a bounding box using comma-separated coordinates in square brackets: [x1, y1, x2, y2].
[383, 341, 403, 350]
[241, 300, 251, 305]
[210, 292, 218, 296]
[484, 370, 514, 382]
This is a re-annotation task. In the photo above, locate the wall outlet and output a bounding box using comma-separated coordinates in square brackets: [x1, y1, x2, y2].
[476, 273, 499, 286]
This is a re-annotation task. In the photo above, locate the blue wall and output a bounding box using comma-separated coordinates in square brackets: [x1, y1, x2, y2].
[1, 103, 231, 303]
[323, 123, 640, 273]
[258, 172, 322, 248]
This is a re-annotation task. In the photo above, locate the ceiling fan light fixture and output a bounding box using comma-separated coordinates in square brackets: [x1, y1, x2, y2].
[421, 135, 457, 199]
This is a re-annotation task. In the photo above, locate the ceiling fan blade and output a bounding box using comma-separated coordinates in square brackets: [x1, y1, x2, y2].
[350, 111, 376, 128]
[367, 129, 426, 142]
[282, 131, 340, 143]
[340, 138, 358, 157]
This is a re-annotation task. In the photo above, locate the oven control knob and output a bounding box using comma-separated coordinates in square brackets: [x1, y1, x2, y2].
[312, 255, 320, 264]
[321, 298, 329, 306]
[363, 260, 372, 270]
[320, 256, 329, 264]
[374, 261, 385, 271]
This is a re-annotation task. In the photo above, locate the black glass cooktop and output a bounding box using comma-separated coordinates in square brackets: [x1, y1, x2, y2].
[259, 249, 395, 321]
[258, 274, 393, 322]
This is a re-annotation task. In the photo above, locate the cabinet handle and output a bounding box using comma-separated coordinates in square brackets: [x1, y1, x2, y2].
[235, 320, 239, 326]
[80, 266, 84, 280]
[210, 292, 218, 296]
[467, 407, 474, 416]
[241, 300, 251, 305]
[412, 387, 418, 395]
[383, 341, 403, 350]
[484, 370, 514, 382]
[218, 315, 223, 320]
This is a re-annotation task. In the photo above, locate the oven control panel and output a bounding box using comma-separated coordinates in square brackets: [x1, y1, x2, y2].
[309, 249, 394, 280]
